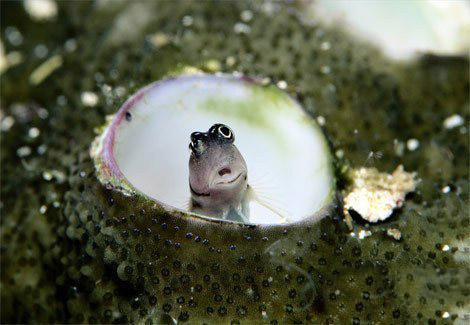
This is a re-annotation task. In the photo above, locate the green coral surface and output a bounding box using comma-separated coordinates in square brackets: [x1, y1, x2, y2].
[1, 1, 468, 324]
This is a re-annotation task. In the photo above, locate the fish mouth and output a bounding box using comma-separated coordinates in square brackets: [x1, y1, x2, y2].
[215, 172, 244, 185]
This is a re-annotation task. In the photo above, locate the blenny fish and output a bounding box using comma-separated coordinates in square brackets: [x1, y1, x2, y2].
[188, 123, 250, 222]
[188, 123, 285, 223]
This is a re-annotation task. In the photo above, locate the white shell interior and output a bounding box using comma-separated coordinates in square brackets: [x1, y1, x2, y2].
[113, 74, 334, 224]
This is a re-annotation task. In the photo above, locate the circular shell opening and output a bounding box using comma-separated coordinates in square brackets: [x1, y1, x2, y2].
[92, 74, 335, 225]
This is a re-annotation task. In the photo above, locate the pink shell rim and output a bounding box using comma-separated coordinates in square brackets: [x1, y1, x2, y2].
[95, 73, 337, 227]
[99, 74, 263, 182]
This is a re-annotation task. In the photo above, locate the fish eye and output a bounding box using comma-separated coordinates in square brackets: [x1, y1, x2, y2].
[189, 140, 205, 156]
[217, 125, 233, 140]
[208, 124, 234, 141]
[189, 132, 207, 155]
[189, 142, 196, 154]
[208, 124, 219, 135]
[191, 132, 203, 142]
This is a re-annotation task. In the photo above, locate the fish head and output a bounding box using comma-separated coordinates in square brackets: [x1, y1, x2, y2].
[188, 123, 248, 211]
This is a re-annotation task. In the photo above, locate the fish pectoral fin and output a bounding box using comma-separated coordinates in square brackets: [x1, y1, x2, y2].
[249, 190, 289, 222]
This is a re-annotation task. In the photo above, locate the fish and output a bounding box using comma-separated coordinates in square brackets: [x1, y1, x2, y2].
[188, 123, 288, 223]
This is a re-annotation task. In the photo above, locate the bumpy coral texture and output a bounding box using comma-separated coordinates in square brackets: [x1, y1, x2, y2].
[1, 1, 468, 324]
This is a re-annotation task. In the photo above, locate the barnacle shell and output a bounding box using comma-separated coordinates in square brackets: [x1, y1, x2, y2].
[83, 73, 339, 323]
[91, 73, 336, 225]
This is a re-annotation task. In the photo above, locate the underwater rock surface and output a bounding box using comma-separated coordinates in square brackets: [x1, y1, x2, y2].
[1, 1, 469, 324]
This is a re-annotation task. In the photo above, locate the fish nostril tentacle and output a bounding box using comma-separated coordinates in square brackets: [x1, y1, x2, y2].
[218, 168, 231, 176]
